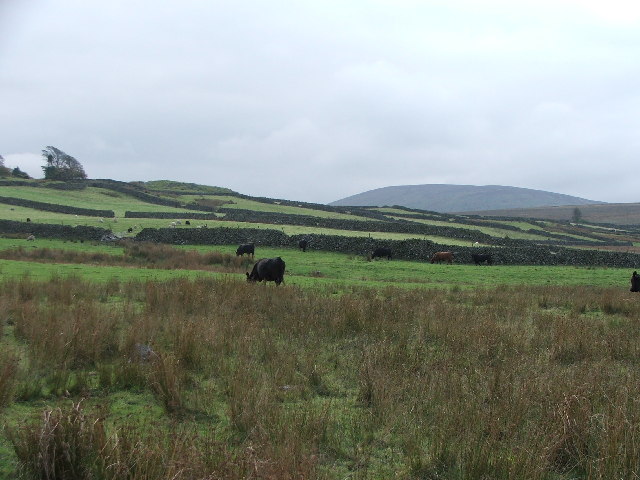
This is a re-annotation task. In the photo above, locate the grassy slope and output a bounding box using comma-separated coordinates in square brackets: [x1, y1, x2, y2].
[141, 180, 235, 194]
[1, 178, 638, 251]
[0, 185, 526, 243]
[0, 186, 204, 217]
[178, 194, 378, 221]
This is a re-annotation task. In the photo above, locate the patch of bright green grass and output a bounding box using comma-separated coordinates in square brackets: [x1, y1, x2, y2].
[0, 237, 125, 254]
[0, 259, 217, 283]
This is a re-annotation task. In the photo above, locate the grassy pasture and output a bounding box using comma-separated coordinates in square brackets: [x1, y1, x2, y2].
[0, 237, 633, 291]
[0, 202, 481, 244]
[0, 202, 220, 233]
[0, 186, 203, 217]
[388, 215, 552, 241]
[178, 194, 377, 221]
[1, 272, 640, 479]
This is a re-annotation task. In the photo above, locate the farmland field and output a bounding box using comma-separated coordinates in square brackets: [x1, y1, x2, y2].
[178, 194, 377, 221]
[1, 179, 640, 479]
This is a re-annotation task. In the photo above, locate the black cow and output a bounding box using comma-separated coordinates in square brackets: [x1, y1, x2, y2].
[371, 247, 392, 260]
[299, 238, 309, 252]
[127, 227, 133, 233]
[185, 220, 190, 225]
[631, 271, 640, 292]
[472, 253, 493, 265]
[236, 243, 255, 257]
[246, 257, 286, 286]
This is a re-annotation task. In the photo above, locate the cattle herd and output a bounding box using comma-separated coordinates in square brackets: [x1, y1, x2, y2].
[240, 239, 502, 287]
[239, 241, 638, 291]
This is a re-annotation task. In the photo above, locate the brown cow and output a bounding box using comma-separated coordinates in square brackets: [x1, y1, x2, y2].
[430, 251, 454, 264]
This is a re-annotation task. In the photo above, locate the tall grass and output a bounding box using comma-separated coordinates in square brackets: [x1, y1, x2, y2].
[2, 276, 640, 478]
[0, 241, 253, 273]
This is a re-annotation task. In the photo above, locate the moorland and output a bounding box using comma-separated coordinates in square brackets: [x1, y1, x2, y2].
[1, 178, 640, 479]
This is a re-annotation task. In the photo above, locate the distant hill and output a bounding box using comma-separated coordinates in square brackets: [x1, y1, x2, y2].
[330, 184, 604, 213]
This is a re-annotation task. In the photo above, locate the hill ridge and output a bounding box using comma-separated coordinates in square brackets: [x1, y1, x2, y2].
[330, 184, 604, 213]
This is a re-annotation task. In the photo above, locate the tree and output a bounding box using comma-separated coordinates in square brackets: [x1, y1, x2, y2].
[0, 155, 10, 177]
[572, 207, 582, 223]
[41, 146, 87, 180]
[11, 167, 31, 179]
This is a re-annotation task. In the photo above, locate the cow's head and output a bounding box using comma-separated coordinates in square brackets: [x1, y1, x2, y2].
[246, 271, 258, 282]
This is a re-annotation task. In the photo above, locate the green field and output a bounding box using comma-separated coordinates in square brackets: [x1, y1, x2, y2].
[178, 194, 377, 221]
[0, 237, 631, 290]
[2, 179, 640, 479]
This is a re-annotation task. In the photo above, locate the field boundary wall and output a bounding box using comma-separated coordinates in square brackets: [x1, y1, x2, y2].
[135, 226, 640, 267]
[0, 196, 115, 217]
[0, 219, 111, 241]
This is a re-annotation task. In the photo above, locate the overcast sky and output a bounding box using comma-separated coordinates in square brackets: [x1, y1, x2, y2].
[1, 1, 639, 204]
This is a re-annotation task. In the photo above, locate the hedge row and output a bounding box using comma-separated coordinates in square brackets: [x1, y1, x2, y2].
[0, 196, 115, 218]
[0, 219, 111, 241]
[134, 226, 640, 268]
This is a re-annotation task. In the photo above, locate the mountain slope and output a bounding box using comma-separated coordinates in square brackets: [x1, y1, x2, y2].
[330, 184, 603, 213]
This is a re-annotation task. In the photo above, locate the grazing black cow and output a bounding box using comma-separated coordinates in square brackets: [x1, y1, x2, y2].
[472, 253, 493, 265]
[26, 218, 31, 222]
[236, 243, 255, 257]
[371, 247, 392, 260]
[127, 227, 133, 233]
[299, 238, 309, 252]
[631, 271, 640, 292]
[246, 257, 286, 286]
[185, 220, 190, 225]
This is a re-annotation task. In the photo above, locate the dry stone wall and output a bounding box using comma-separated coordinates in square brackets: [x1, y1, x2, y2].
[0, 219, 111, 241]
[0, 196, 115, 217]
[134, 226, 640, 268]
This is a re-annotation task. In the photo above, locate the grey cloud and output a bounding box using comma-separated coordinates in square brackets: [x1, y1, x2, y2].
[1, 1, 639, 204]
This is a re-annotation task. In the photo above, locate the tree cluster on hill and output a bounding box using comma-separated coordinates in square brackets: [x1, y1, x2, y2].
[1, 145, 88, 180]
[41, 146, 87, 180]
